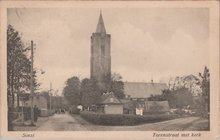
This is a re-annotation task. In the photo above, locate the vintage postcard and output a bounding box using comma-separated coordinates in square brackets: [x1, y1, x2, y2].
[0, 0, 219, 140]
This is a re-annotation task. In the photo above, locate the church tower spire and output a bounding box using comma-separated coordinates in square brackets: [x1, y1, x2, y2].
[96, 12, 106, 33]
[91, 12, 111, 88]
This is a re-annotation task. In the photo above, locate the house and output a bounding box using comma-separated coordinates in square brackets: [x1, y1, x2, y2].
[97, 92, 123, 114]
[120, 99, 136, 115]
[124, 82, 168, 100]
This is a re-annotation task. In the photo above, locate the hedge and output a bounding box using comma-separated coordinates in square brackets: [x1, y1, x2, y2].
[80, 111, 178, 126]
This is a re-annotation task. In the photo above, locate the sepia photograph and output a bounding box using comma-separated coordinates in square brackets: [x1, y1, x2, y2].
[0, 1, 219, 139]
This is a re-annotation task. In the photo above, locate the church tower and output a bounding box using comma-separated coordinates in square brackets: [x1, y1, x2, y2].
[90, 12, 111, 87]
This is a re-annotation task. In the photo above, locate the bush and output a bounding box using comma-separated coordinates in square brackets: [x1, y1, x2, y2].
[80, 111, 178, 126]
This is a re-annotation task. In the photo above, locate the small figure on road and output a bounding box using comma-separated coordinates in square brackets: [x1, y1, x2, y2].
[34, 105, 39, 122]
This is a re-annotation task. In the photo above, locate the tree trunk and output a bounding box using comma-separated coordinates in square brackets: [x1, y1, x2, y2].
[17, 78, 20, 108]
[17, 93, 19, 108]
[11, 83, 14, 109]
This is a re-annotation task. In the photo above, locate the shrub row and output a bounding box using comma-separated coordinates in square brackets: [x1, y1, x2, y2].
[80, 111, 178, 126]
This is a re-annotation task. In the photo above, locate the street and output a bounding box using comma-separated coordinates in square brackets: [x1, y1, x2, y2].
[34, 113, 208, 131]
[37, 113, 88, 131]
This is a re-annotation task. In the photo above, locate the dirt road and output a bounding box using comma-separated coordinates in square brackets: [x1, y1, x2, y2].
[37, 113, 88, 131]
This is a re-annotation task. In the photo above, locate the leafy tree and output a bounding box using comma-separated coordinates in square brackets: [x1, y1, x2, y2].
[148, 88, 193, 109]
[97, 73, 125, 99]
[67, 73, 124, 108]
[109, 73, 125, 99]
[172, 87, 194, 108]
[8, 24, 28, 108]
[198, 66, 210, 112]
[63, 76, 80, 106]
[7, 24, 40, 130]
[7, 24, 40, 109]
[80, 78, 101, 107]
[168, 75, 201, 96]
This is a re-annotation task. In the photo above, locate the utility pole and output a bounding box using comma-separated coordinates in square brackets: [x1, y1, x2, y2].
[20, 97, 25, 125]
[30, 40, 35, 126]
[49, 82, 52, 115]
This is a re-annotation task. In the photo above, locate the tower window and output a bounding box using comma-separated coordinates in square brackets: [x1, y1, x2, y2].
[101, 45, 105, 56]
[110, 98, 114, 102]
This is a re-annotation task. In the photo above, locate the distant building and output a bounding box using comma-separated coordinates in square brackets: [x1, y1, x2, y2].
[90, 13, 111, 87]
[124, 81, 168, 100]
[97, 92, 123, 114]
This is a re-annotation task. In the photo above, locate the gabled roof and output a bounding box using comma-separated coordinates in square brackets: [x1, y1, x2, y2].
[98, 92, 122, 105]
[124, 82, 168, 98]
[96, 13, 106, 33]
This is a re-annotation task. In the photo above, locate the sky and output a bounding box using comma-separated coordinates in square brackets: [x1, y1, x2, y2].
[7, 8, 209, 95]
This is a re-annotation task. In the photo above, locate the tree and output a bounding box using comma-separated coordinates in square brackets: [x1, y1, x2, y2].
[198, 66, 210, 112]
[7, 25, 41, 130]
[172, 87, 194, 108]
[63, 76, 80, 106]
[8, 24, 28, 108]
[7, 24, 40, 109]
[109, 73, 125, 99]
[7, 25, 41, 129]
[80, 78, 101, 107]
[169, 75, 201, 96]
[148, 87, 193, 109]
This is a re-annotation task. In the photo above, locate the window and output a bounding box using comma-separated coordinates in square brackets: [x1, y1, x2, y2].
[110, 98, 114, 102]
[101, 45, 105, 56]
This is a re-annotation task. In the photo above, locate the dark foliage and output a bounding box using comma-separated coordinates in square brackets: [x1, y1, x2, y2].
[63, 76, 81, 105]
[66, 73, 125, 107]
[7, 25, 40, 130]
[80, 78, 101, 107]
[148, 87, 193, 109]
[198, 66, 210, 112]
[109, 73, 125, 99]
[80, 111, 177, 126]
[7, 25, 40, 108]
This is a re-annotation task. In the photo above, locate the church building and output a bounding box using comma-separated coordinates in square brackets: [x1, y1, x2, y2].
[90, 13, 111, 87]
[90, 13, 168, 102]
